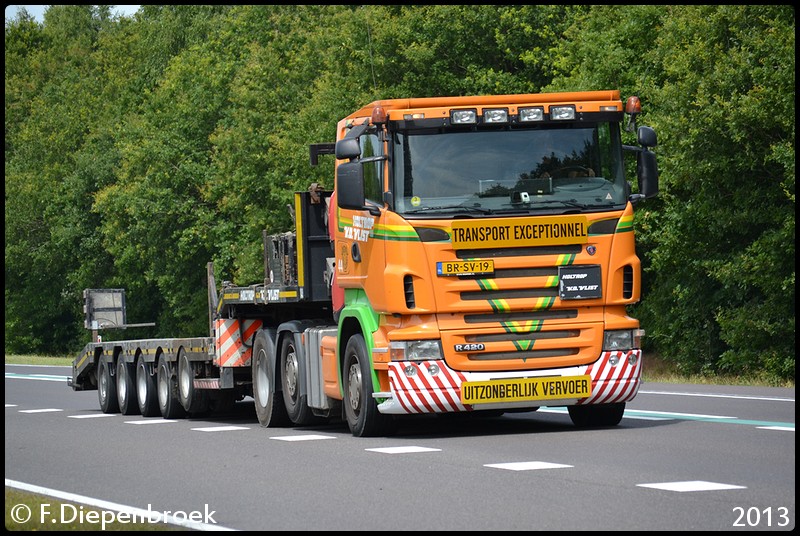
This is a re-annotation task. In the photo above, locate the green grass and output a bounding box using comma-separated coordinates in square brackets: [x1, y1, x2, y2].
[5, 354, 73, 367]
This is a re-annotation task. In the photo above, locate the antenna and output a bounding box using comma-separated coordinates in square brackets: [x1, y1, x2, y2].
[366, 18, 377, 93]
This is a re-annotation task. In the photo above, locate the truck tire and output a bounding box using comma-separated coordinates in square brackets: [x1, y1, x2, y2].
[568, 402, 625, 428]
[116, 358, 138, 415]
[280, 335, 316, 425]
[252, 331, 290, 427]
[157, 354, 186, 419]
[343, 334, 394, 437]
[136, 355, 160, 417]
[97, 357, 119, 414]
[177, 349, 209, 415]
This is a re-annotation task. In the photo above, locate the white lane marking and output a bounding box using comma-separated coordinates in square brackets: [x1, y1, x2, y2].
[269, 434, 337, 441]
[639, 390, 794, 402]
[6, 404, 18, 408]
[124, 419, 179, 424]
[365, 446, 441, 454]
[5, 478, 236, 531]
[5, 373, 70, 382]
[484, 461, 573, 471]
[757, 425, 794, 431]
[69, 414, 117, 419]
[191, 426, 250, 432]
[638, 480, 747, 492]
[629, 409, 737, 419]
[19, 408, 63, 413]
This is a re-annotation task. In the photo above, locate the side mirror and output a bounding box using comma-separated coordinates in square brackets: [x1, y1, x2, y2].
[637, 125, 657, 149]
[637, 150, 659, 199]
[337, 161, 366, 210]
[335, 138, 361, 160]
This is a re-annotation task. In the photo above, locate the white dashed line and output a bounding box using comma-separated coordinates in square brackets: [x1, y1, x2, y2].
[191, 426, 250, 432]
[638, 480, 747, 492]
[365, 446, 441, 454]
[484, 461, 573, 471]
[270, 434, 337, 441]
[19, 408, 63, 413]
[124, 419, 179, 425]
[69, 413, 117, 419]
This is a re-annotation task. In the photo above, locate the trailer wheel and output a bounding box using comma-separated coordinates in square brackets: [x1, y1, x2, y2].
[343, 334, 394, 437]
[177, 349, 209, 415]
[568, 402, 625, 428]
[157, 354, 186, 419]
[252, 331, 290, 427]
[136, 355, 160, 417]
[280, 336, 316, 425]
[97, 358, 119, 414]
[116, 358, 138, 415]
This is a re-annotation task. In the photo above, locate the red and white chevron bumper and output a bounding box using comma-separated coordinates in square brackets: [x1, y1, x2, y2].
[377, 350, 642, 414]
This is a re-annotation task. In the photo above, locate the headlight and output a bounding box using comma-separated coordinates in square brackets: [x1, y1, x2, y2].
[603, 329, 645, 351]
[389, 340, 443, 361]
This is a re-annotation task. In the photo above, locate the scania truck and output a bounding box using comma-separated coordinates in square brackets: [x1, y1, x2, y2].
[70, 89, 659, 436]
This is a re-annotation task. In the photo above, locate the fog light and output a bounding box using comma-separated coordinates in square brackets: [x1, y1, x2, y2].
[427, 364, 440, 375]
[404, 366, 416, 377]
[609, 354, 619, 366]
[628, 352, 638, 365]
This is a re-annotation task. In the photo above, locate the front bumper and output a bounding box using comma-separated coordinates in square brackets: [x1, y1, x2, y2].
[376, 349, 641, 414]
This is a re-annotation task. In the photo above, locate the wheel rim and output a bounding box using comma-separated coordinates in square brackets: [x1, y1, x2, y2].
[284, 345, 298, 401]
[347, 361, 361, 415]
[255, 350, 270, 408]
[137, 362, 147, 402]
[118, 364, 127, 402]
[179, 356, 191, 399]
[99, 363, 108, 400]
[158, 364, 168, 404]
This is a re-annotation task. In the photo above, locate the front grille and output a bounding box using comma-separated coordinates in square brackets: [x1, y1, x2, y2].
[456, 244, 581, 259]
[464, 310, 578, 324]
[467, 348, 580, 361]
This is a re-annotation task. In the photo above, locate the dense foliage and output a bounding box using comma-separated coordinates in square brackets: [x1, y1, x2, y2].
[5, 6, 794, 382]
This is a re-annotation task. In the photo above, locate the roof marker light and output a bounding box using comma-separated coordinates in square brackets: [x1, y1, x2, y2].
[451, 109, 477, 124]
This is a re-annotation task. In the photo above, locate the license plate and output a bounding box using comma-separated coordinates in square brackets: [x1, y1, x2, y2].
[460, 375, 591, 404]
[437, 260, 494, 276]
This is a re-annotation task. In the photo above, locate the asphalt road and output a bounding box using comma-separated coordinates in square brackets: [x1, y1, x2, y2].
[5, 364, 795, 531]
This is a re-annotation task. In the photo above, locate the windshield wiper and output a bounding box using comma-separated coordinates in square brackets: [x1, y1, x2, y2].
[405, 205, 494, 215]
[528, 199, 588, 208]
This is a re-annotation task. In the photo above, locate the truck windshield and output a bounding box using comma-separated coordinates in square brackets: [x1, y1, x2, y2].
[391, 123, 627, 216]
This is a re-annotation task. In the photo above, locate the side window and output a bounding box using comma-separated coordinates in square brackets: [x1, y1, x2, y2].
[360, 133, 383, 203]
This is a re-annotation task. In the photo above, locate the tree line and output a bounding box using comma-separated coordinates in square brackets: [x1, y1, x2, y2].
[4, 5, 794, 382]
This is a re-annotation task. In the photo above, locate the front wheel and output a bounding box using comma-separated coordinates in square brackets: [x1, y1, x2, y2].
[568, 402, 625, 428]
[342, 334, 394, 437]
